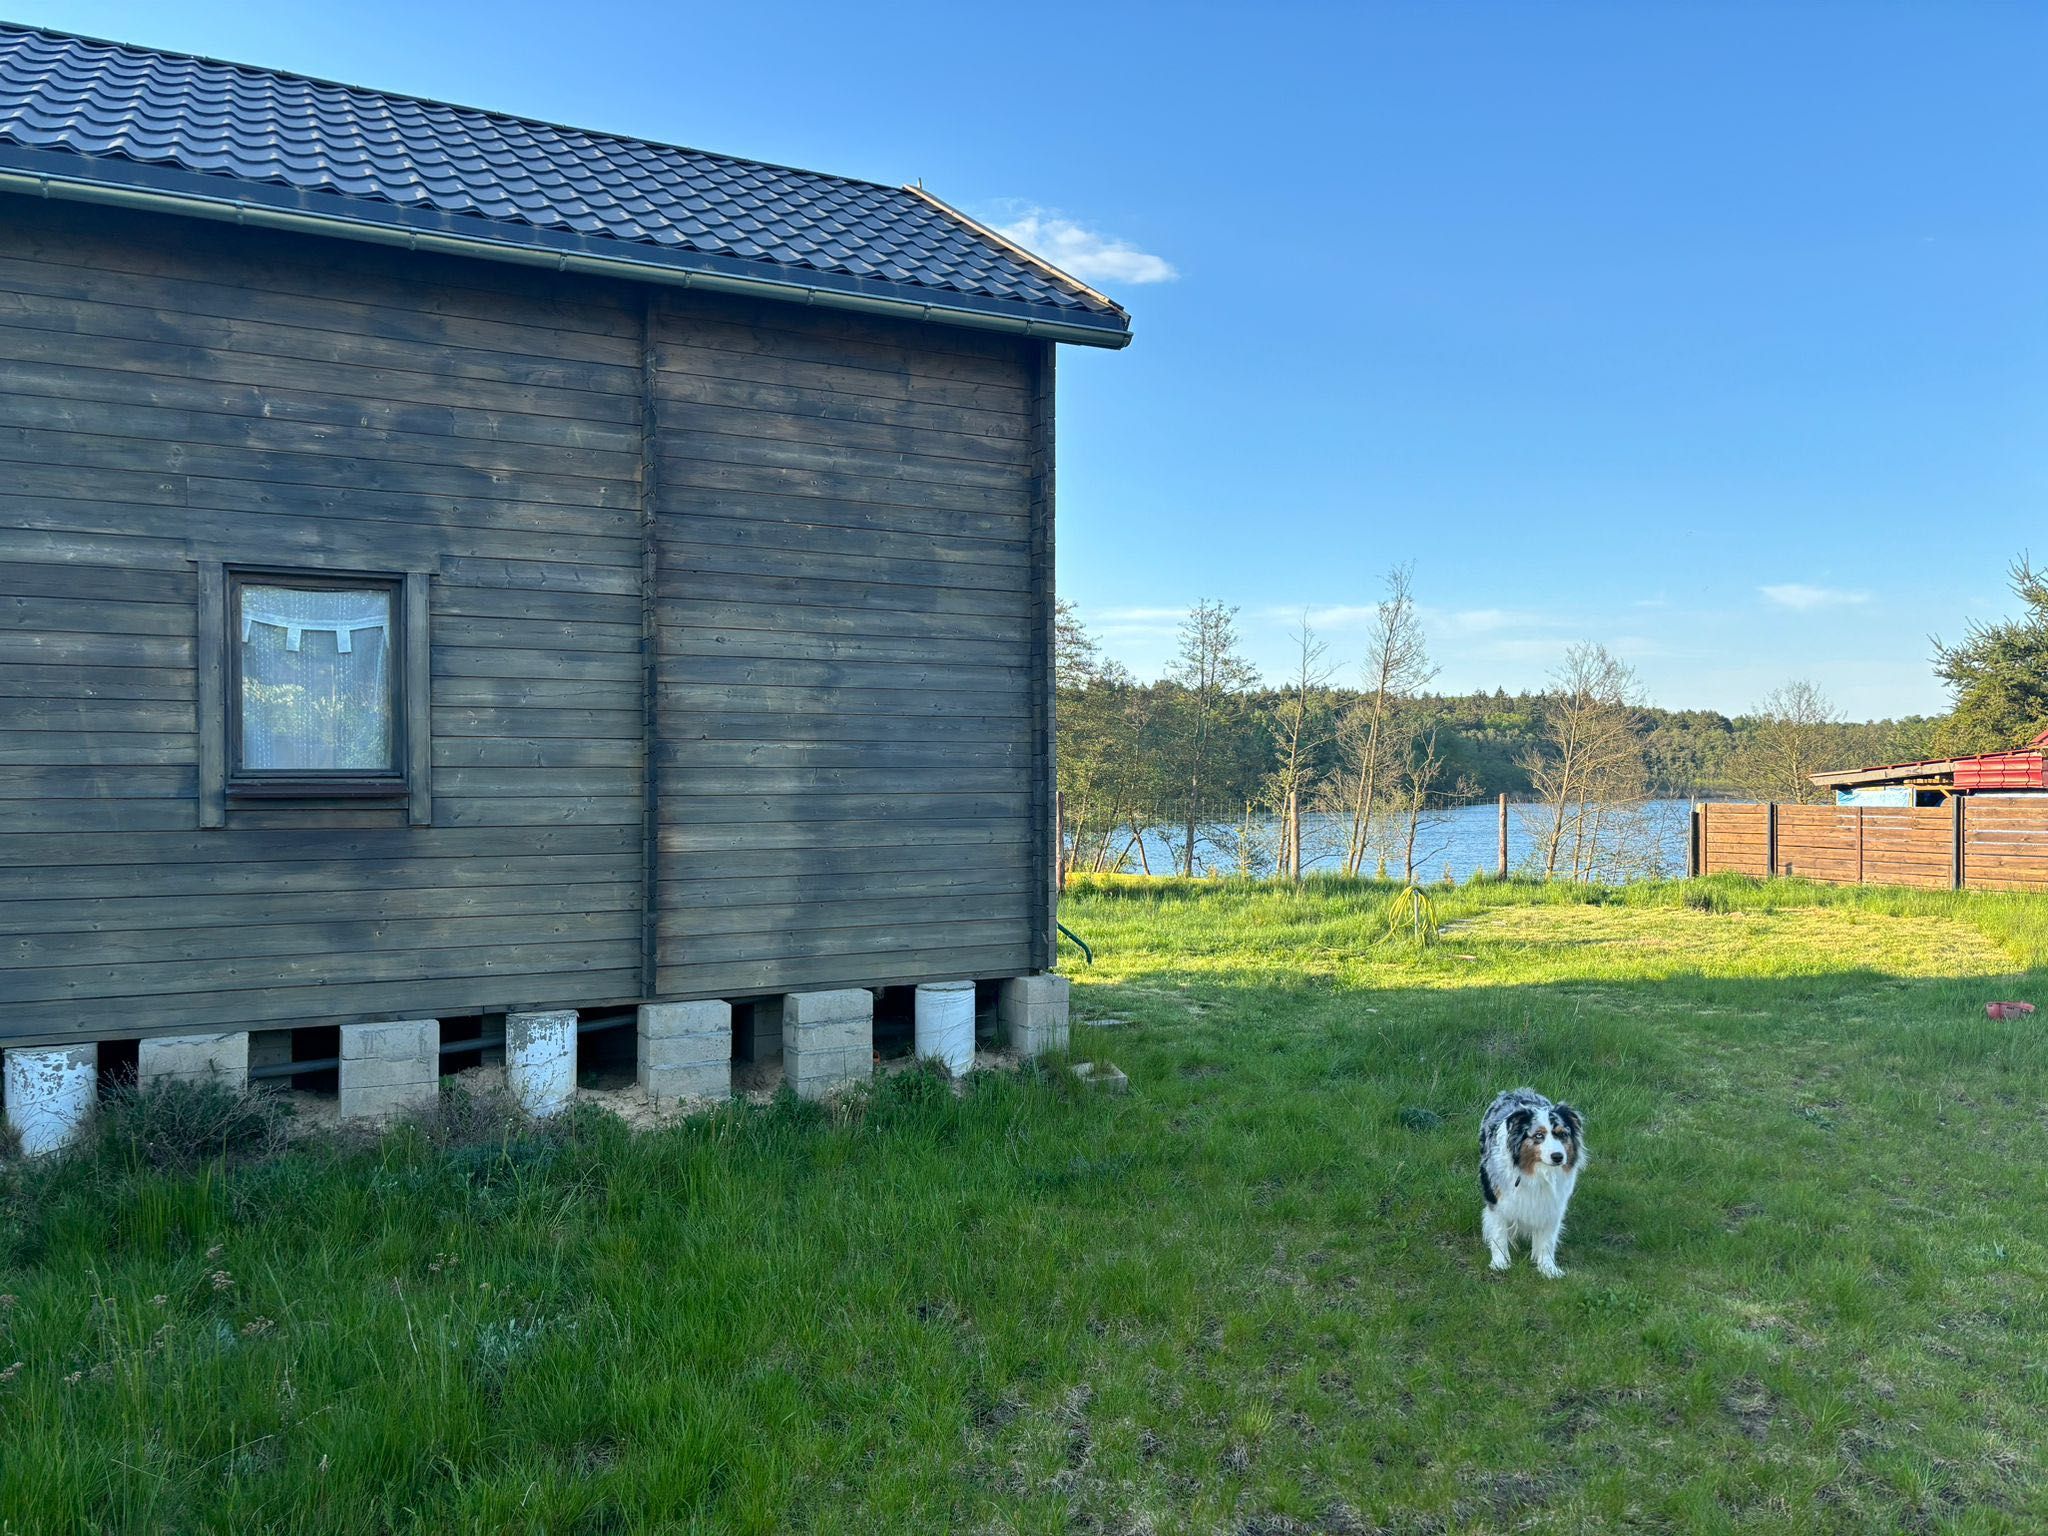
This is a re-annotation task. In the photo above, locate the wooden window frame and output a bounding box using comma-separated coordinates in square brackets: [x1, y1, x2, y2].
[199, 564, 432, 827]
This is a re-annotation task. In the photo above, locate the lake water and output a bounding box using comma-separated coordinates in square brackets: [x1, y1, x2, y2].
[1096, 799, 1697, 883]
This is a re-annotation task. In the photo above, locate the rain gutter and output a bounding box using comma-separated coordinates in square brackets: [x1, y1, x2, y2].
[0, 148, 1134, 350]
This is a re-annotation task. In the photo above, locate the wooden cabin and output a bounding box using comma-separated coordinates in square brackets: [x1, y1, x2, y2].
[0, 25, 1128, 1135]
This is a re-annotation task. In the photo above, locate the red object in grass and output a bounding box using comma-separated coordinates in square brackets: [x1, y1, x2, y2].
[1985, 1001, 2037, 1020]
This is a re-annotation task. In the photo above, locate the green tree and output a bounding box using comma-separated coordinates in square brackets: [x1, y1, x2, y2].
[1933, 557, 2048, 755]
[1053, 601, 1163, 877]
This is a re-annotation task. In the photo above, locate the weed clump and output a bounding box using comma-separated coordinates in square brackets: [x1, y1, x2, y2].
[405, 1079, 530, 1150]
[91, 1077, 291, 1172]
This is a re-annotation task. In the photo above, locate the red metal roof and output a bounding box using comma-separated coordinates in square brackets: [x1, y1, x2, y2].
[1810, 727, 2048, 791]
[1955, 752, 2047, 791]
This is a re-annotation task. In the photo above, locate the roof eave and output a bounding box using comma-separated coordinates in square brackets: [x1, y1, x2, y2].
[1809, 760, 1965, 788]
[0, 144, 1135, 350]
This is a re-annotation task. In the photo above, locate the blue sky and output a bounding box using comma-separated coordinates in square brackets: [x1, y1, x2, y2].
[20, 1, 2046, 717]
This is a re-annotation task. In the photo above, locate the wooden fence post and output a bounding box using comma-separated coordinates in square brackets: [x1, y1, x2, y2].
[1855, 806, 1866, 885]
[1688, 804, 1700, 877]
[1697, 803, 1709, 876]
[1766, 802, 1779, 879]
[1952, 793, 1965, 890]
[1498, 793, 1509, 877]
[1285, 788, 1301, 883]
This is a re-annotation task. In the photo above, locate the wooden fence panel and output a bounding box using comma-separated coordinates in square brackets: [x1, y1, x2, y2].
[1699, 796, 2048, 891]
[1961, 798, 2048, 890]
[1700, 803, 1769, 876]
[1860, 806, 1952, 889]
[1774, 804, 1861, 882]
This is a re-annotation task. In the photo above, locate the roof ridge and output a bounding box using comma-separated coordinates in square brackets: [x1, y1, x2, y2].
[0, 20, 914, 202]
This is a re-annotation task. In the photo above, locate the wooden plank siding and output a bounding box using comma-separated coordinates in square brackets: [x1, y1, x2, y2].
[647, 295, 1042, 997]
[0, 197, 1054, 1049]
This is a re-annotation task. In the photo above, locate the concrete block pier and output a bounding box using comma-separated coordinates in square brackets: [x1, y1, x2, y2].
[337, 1020, 439, 1124]
[505, 1009, 576, 1118]
[3, 1044, 97, 1156]
[784, 989, 874, 1099]
[138, 1032, 250, 1091]
[638, 1001, 731, 1106]
[999, 974, 1070, 1057]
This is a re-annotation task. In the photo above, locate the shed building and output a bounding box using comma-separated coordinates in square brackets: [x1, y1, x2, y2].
[1809, 729, 2048, 806]
[0, 25, 1128, 1138]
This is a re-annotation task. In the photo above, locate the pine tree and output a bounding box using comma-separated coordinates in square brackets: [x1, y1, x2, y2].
[1933, 558, 2048, 754]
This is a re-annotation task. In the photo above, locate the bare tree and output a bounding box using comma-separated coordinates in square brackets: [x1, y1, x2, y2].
[1520, 644, 1647, 881]
[1163, 600, 1260, 877]
[1391, 726, 1450, 886]
[1053, 601, 1161, 878]
[1267, 616, 1336, 881]
[1728, 679, 1842, 804]
[1330, 565, 1436, 876]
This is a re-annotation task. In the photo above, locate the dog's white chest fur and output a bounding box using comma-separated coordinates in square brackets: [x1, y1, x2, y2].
[1490, 1162, 1577, 1234]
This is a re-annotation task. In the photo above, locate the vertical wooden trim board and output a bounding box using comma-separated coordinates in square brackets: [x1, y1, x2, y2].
[1952, 794, 1966, 889]
[403, 571, 432, 826]
[1028, 340, 1057, 970]
[638, 291, 664, 999]
[195, 563, 226, 829]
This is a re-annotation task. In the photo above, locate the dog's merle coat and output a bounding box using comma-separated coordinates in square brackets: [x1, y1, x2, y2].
[1478, 1088, 1586, 1278]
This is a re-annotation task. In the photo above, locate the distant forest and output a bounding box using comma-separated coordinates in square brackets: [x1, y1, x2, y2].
[1060, 672, 1940, 812]
[1312, 690, 1939, 801]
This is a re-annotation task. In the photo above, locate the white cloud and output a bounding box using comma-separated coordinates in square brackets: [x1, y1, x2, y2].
[1091, 605, 1184, 640]
[1275, 604, 1376, 629]
[1466, 636, 1579, 664]
[1759, 583, 1871, 611]
[1420, 605, 1574, 638]
[990, 207, 1178, 286]
[1276, 604, 1561, 636]
[1436, 607, 1531, 635]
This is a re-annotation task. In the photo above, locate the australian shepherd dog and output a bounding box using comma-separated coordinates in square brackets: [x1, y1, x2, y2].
[1479, 1088, 1586, 1278]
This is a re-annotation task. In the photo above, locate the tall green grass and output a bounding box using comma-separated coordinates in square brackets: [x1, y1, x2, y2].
[1, 878, 2044, 1532]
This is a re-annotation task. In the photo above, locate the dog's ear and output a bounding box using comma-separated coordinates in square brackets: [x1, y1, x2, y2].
[1505, 1105, 1534, 1155]
[1554, 1102, 1584, 1140]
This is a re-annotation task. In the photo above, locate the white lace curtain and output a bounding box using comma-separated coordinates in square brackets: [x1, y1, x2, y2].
[237, 585, 393, 771]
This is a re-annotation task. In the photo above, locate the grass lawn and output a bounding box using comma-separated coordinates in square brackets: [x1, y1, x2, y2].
[4, 876, 2048, 1533]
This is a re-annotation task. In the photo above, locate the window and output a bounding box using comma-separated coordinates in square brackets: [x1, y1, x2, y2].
[197, 565, 431, 826]
[232, 576, 400, 779]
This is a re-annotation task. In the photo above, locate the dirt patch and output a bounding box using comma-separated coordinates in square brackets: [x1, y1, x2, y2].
[1723, 1376, 1778, 1442]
